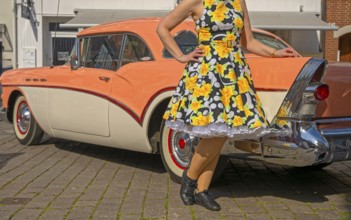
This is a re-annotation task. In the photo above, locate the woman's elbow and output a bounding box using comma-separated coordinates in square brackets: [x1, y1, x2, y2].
[156, 22, 167, 38]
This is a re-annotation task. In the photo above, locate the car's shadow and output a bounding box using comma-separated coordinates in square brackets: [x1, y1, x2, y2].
[48, 137, 166, 174]
[48, 137, 351, 206]
[211, 159, 351, 206]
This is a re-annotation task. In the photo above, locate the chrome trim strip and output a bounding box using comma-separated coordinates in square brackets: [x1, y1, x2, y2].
[314, 117, 351, 124]
[321, 128, 351, 137]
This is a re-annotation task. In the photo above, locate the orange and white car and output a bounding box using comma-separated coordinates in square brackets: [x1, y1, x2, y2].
[1, 18, 351, 183]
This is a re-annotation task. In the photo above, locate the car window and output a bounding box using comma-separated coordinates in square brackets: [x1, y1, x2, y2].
[84, 34, 123, 71]
[163, 30, 198, 58]
[121, 34, 154, 66]
[253, 33, 287, 50]
[241, 32, 288, 54]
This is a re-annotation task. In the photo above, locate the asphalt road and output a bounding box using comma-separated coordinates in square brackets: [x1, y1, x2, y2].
[1, 121, 351, 220]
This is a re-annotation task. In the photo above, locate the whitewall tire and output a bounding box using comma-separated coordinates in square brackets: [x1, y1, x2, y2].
[160, 121, 228, 183]
[13, 95, 44, 145]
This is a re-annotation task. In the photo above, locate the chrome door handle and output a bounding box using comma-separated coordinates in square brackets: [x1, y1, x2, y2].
[99, 76, 111, 83]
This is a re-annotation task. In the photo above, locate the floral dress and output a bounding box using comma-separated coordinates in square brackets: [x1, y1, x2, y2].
[163, 0, 270, 139]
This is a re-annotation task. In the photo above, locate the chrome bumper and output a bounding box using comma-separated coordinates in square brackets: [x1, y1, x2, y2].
[224, 119, 351, 167]
[0, 108, 8, 122]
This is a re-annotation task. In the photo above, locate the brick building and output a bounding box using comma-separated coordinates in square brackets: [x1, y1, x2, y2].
[325, 0, 351, 62]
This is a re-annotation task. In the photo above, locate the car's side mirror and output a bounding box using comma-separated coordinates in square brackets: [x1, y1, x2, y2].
[70, 56, 79, 71]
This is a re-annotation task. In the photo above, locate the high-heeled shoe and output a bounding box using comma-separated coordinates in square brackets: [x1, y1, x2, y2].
[194, 190, 221, 211]
[180, 170, 197, 205]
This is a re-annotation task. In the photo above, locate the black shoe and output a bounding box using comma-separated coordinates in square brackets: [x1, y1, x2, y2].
[180, 170, 197, 205]
[194, 190, 221, 211]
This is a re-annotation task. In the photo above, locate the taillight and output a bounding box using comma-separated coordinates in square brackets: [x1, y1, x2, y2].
[314, 84, 329, 101]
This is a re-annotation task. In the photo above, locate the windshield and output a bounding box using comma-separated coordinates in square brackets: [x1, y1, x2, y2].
[64, 39, 78, 66]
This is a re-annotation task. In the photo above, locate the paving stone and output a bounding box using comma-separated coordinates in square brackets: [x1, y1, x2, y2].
[11, 208, 42, 220]
[246, 213, 272, 220]
[1, 121, 351, 220]
[294, 213, 320, 220]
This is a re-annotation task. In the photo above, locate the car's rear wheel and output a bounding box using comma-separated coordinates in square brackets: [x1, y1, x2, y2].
[13, 95, 44, 145]
[160, 121, 228, 184]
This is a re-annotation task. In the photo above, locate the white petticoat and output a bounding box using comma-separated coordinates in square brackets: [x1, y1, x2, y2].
[165, 120, 290, 140]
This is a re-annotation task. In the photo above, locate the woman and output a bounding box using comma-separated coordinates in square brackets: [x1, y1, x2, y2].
[157, 0, 299, 211]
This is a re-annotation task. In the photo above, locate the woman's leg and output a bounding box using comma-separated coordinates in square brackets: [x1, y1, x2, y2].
[187, 137, 227, 184]
[196, 149, 222, 191]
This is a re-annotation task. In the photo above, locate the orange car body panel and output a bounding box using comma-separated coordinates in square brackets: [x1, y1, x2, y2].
[0, 18, 311, 122]
[316, 62, 351, 119]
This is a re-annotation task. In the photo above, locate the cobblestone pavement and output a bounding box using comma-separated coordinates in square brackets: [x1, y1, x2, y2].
[1, 121, 351, 220]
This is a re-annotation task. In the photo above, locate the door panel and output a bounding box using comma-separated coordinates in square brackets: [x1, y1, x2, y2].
[48, 67, 114, 137]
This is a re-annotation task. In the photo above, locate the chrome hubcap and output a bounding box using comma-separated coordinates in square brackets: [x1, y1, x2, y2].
[170, 131, 199, 168]
[17, 101, 31, 134]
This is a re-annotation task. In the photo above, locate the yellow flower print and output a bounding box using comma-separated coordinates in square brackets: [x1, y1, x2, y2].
[277, 119, 287, 127]
[193, 85, 203, 98]
[257, 105, 265, 118]
[253, 120, 263, 128]
[215, 44, 230, 58]
[227, 69, 237, 81]
[238, 77, 250, 94]
[170, 100, 180, 117]
[234, 17, 244, 30]
[190, 100, 201, 112]
[212, 3, 227, 22]
[192, 113, 211, 126]
[163, 111, 170, 120]
[202, 83, 212, 97]
[180, 98, 186, 109]
[234, 51, 244, 66]
[244, 71, 252, 82]
[216, 3, 227, 14]
[222, 111, 228, 121]
[200, 63, 209, 76]
[216, 63, 225, 75]
[198, 28, 212, 42]
[185, 75, 198, 91]
[244, 105, 254, 117]
[235, 95, 244, 111]
[225, 33, 236, 42]
[233, 116, 244, 126]
[221, 86, 234, 107]
[255, 94, 262, 106]
[200, 45, 211, 57]
[204, 0, 215, 8]
[232, 0, 242, 12]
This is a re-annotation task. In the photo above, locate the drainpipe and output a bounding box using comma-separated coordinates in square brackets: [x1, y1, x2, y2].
[13, 0, 18, 69]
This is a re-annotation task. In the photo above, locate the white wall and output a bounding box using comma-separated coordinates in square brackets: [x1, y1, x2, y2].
[246, 0, 321, 12]
[17, 0, 323, 68]
[40, 0, 176, 16]
[0, 0, 15, 69]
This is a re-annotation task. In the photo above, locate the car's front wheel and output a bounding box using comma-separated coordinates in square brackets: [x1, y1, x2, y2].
[13, 95, 44, 145]
[160, 121, 228, 183]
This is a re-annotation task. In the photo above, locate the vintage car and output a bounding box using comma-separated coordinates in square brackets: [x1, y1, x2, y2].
[1, 18, 351, 183]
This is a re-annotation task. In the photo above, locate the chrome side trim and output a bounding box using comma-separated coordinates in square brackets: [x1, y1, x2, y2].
[314, 117, 351, 124]
[321, 128, 351, 137]
[261, 120, 330, 167]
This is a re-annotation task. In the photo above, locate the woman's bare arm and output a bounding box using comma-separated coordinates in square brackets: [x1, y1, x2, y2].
[240, 0, 299, 58]
[157, 0, 204, 63]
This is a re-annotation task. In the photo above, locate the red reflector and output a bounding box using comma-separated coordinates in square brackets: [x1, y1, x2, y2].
[179, 139, 186, 149]
[314, 84, 329, 101]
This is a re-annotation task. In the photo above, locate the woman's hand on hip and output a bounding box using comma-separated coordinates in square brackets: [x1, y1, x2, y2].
[177, 47, 205, 63]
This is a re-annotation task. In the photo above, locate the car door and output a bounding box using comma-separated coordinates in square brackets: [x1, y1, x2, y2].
[48, 34, 124, 137]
